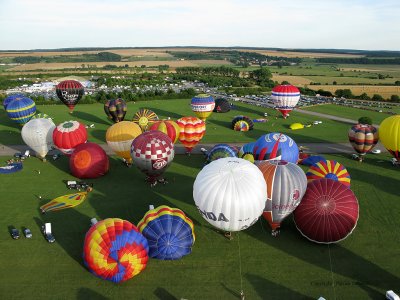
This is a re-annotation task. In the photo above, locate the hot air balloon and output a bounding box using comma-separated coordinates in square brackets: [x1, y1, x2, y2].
[104, 98, 127, 123]
[213, 98, 231, 113]
[70, 142, 109, 179]
[299, 155, 326, 166]
[253, 132, 299, 164]
[106, 121, 142, 165]
[83, 218, 149, 283]
[21, 116, 55, 161]
[176, 117, 206, 154]
[193, 157, 266, 232]
[40, 191, 89, 213]
[257, 160, 307, 235]
[53, 121, 87, 155]
[56, 80, 84, 113]
[137, 205, 195, 260]
[348, 124, 378, 162]
[130, 131, 174, 186]
[293, 179, 359, 244]
[306, 160, 351, 187]
[379, 115, 400, 163]
[205, 144, 238, 164]
[3, 94, 25, 109]
[191, 94, 215, 121]
[271, 84, 300, 118]
[149, 120, 181, 144]
[238, 142, 255, 163]
[132, 108, 159, 131]
[5, 96, 36, 125]
[231, 115, 254, 131]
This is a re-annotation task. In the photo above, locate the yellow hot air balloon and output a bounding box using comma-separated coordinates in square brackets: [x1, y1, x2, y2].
[106, 121, 142, 165]
[379, 115, 400, 162]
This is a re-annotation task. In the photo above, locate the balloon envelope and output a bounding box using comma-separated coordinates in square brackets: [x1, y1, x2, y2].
[149, 120, 181, 144]
[137, 205, 195, 260]
[238, 142, 255, 163]
[132, 108, 159, 131]
[206, 144, 238, 164]
[6, 97, 36, 125]
[176, 116, 206, 153]
[3, 94, 25, 109]
[272, 84, 300, 118]
[104, 98, 127, 123]
[348, 124, 378, 156]
[257, 160, 307, 230]
[213, 98, 230, 113]
[21, 117, 55, 159]
[253, 132, 299, 164]
[193, 157, 267, 232]
[70, 142, 109, 179]
[294, 179, 359, 244]
[231, 115, 254, 131]
[56, 80, 84, 112]
[53, 120, 87, 155]
[306, 160, 351, 187]
[83, 218, 149, 283]
[379, 115, 400, 162]
[191, 94, 215, 121]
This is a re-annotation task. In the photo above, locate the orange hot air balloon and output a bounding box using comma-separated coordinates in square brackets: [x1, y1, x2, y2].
[176, 117, 206, 153]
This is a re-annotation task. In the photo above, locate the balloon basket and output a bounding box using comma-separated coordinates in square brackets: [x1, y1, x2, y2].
[224, 231, 233, 240]
[146, 177, 168, 187]
[271, 229, 280, 237]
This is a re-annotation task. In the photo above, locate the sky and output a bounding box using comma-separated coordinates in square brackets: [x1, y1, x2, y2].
[0, 0, 399, 51]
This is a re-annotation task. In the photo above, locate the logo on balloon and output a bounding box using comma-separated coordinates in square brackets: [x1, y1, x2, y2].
[291, 189, 300, 201]
[61, 91, 79, 101]
[153, 159, 167, 170]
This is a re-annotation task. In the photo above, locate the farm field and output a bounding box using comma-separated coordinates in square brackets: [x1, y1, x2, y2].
[0, 150, 399, 299]
[0, 100, 358, 146]
[306, 85, 400, 99]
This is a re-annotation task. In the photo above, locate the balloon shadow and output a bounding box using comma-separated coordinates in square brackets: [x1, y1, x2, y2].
[154, 287, 178, 300]
[90, 129, 107, 143]
[77, 287, 110, 300]
[73, 110, 111, 126]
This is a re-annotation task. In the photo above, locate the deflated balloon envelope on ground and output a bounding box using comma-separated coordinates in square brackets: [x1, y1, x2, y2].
[104, 98, 127, 123]
[293, 178, 359, 244]
[137, 205, 195, 260]
[53, 120, 88, 155]
[40, 191, 89, 213]
[70, 142, 109, 179]
[5, 96, 36, 125]
[193, 157, 267, 232]
[83, 218, 149, 283]
[253, 132, 299, 164]
[0, 162, 23, 174]
[205, 144, 238, 164]
[306, 160, 351, 188]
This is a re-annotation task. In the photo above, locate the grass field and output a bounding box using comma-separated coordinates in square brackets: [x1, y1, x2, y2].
[0, 100, 358, 146]
[0, 150, 399, 299]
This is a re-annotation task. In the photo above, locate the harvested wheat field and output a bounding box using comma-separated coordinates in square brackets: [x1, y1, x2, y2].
[272, 74, 313, 85]
[308, 84, 400, 98]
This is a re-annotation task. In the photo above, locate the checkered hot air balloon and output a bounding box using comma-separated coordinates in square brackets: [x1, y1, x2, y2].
[306, 160, 351, 188]
[83, 218, 149, 283]
[348, 124, 378, 162]
[56, 80, 84, 113]
[53, 120, 87, 155]
[132, 108, 159, 131]
[5, 96, 36, 125]
[271, 84, 300, 119]
[176, 117, 206, 153]
[149, 120, 181, 144]
[130, 131, 174, 185]
[104, 98, 127, 123]
[191, 94, 215, 121]
[137, 205, 195, 260]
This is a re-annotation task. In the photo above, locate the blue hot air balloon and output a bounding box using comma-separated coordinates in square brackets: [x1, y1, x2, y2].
[206, 144, 238, 164]
[253, 132, 299, 164]
[6, 97, 36, 125]
[3, 94, 25, 109]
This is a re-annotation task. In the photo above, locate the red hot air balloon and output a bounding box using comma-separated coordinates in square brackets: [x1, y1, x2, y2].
[56, 80, 84, 113]
[149, 120, 181, 144]
[293, 179, 359, 244]
[271, 84, 300, 119]
[70, 142, 109, 179]
[53, 121, 87, 155]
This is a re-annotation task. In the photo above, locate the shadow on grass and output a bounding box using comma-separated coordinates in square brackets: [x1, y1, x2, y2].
[77, 287, 110, 300]
[90, 129, 107, 143]
[73, 110, 111, 126]
[154, 287, 178, 300]
[150, 107, 183, 120]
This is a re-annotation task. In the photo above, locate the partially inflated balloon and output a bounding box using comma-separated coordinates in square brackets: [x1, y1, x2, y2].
[104, 98, 127, 123]
[205, 144, 238, 164]
[149, 120, 181, 144]
[271, 84, 300, 118]
[70, 142, 109, 179]
[21, 117, 55, 160]
[176, 117, 206, 153]
[306, 160, 351, 188]
[56, 80, 84, 112]
[213, 98, 230, 113]
[379, 115, 400, 162]
[231, 115, 254, 131]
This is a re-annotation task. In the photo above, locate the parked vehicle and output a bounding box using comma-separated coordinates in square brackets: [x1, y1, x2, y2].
[386, 290, 400, 300]
[66, 180, 93, 191]
[23, 228, 32, 238]
[10, 227, 20, 239]
[41, 223, 55, 243]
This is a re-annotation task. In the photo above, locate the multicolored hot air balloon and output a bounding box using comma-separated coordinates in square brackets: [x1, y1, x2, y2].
[191, 94, 215, 121]
[56, 80, 84, 113]
[213, 98, 230, 113]
[5, 97, 36, 125]
[137, 205, 195, 260]
[40, 192, 89, 213]
[238, 142, 255, 163]
[106, 121, 142, 165]
[257, 160, 307, 234]
[149, 120, 181, 144]
[3, 94, 25, 109]
[193, 157, 266, 232]
[176, 117, 206, 153]
[21, 116, 55, 161]
[294, 179, 359, 244]
[70, 142, 109, 179]
[348, 124, 378, 162]
[306, 160, 351, 188]
[231, 115, 254, 131]
[253, 132, 299, 164]
[271, 84, 300, 118]
[104, 98, 127, 123]
[130, 131, 174, 185]
[379, 115, 400, 163]
[205, 144, 238, 164]
[53, 121, 87, 155]
[132, 108, 159, 131]
[83, 218, 149, 283]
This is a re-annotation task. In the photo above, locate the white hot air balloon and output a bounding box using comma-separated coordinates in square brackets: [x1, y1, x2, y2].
[193, 157, 267, 232]
[21, 117, 56, 161]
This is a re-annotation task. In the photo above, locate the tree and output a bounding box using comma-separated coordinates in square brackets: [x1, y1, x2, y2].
[371, 94, 384, 101]
[358, 117, 372, 125]
[390, 94, 400, 102]
[335, 89, 353, 98]
[358, 93, 370, 100]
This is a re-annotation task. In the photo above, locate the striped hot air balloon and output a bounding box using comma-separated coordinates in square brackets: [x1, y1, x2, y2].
[379, 115, 400, 163]
[56, 80, 84, 113]
[238, 142, 255, 163]
[104, 98, 127, 123]
[294, 179, 359, 244]
[306, 160, 351, 188]
[106, 121, 142, 164]
[213, 98, 231, 113]
[83, 218, 149, 283]
[137, 205, 195, 260]
[3, 94, 25, 109]
[53, 121, 87, 155]
[132, 108, 159, 131]
[205, 144, 238, 164]
[231, 115, 254, 131]
[191, 94, 215, 121]
[176, 117, 206, 153]
[348, 124, 378, 161]
[271, 84, 300, 119]
[149, 120, 181, 144]
[70, 142, 109, 179]
[5, 97, 36, 125]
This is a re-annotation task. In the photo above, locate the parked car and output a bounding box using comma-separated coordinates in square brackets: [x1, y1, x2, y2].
[10, 227, 20, 239]
[386, 290, 400, 300]
[23, 228, 32, 238]
[371, 149, 381, 154]
[41, 223, 55, 243]
[66, 180, 93, 191]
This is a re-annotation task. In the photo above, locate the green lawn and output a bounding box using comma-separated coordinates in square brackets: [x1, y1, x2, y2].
[1, 100, 355, 146]
[0, 152, 399, 299]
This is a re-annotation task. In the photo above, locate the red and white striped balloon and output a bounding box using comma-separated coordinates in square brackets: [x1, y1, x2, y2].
[53, 120, 87, 155]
